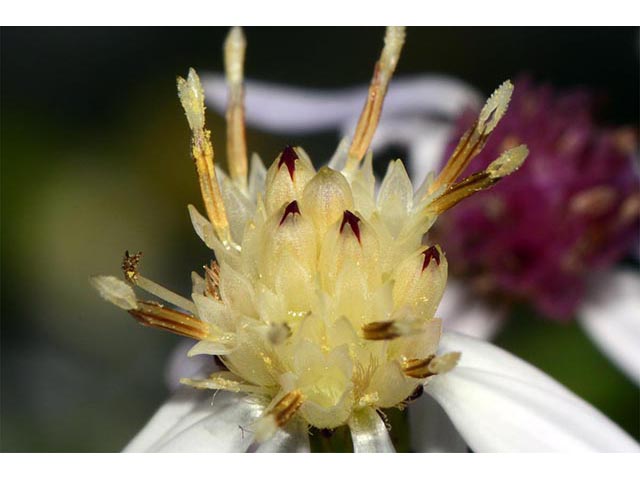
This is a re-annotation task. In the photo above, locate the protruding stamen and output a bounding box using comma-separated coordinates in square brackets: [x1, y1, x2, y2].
[278, 145, 299, 180]
[428, 80, 514, 195]
[177, 68, 231, 245]
[362, 320, 399, 340]
[340, 210, 362, 243]
[402, 352, 461, 379]
[254, 390, 304, 442]
[426, 145, 528, 215]
[121, 251, 196, 313]
[271, 390, 304, 427]
[421, 246, 441, 271]
[402, 355, 435, 378]
[224, 26, 249, 187]
[362, 316, 427, 341]
[129, 301, 209, 340]
[346, 26, 406, 170]
[279, 200, 301, 226]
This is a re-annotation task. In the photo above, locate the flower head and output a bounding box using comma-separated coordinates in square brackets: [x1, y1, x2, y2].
[91, 28, 638, 453]
[92, 26, 526, 442]
[434, 77, 639, 320]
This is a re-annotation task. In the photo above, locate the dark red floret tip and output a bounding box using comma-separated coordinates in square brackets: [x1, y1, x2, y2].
[340, 210, 362, 243]
[278, 145, 299, 180]
[279, 200, 301, 226]
[422, 246, 440, 271]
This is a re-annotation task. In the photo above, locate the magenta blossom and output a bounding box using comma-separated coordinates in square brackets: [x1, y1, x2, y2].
[436, 77, 639, 320]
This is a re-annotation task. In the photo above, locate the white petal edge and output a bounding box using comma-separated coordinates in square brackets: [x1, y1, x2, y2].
[348, 408, 395, 453]
[424, 331, 640, 452]
[436, 279, 506, 341]
[124, 387, 209, 452]
[578, 269, 640, 385]
[408, 393, 468, 452]
[203, 74, 480, 134]
[124, 389, 309, 452]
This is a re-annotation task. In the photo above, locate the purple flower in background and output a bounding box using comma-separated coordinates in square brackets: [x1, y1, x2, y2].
[435, 77, 640, 320]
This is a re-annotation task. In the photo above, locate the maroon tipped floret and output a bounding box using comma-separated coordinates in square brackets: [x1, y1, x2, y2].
[279, 200, 301, 226]
[340, 210, 362, 243]
[278, 145, 299, 180]
[421, 246, 441, 271]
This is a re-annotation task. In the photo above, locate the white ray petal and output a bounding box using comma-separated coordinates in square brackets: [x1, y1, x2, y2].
[150, 391, 262, 452]
[253, 420, 310, 453]
[424, 331, 640, 452]
[124, 387, 209, 452]
[579, 269, 640, 385]
[348, 408, 395, 453]
[203, 74, 480, 134]
[436, 280, 506, 340]
[124, 389, 309, 452]
[408, 394, 467, 452]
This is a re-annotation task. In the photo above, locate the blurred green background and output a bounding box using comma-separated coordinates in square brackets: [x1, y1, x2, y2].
[1, 27, 638, 451]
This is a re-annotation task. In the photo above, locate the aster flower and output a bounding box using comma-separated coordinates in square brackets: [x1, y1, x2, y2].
[92, 27, 638, 452]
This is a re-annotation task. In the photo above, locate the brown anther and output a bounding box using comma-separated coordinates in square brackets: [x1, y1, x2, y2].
[430, 121, 490, 194]
[426, 170, 497, 214]
[402, 355, 436, 379]
[279, 200, 301, 226]
[128, 301, 209, 340]
[277, 145, 298, 180]
[421, 246, 441, 271]
[122, 250, 142, 283]
[204, 260, 221, 301]
[271, 390, 304, 427]
[362, 320, 399, 340]
[340, 210, 362, 243]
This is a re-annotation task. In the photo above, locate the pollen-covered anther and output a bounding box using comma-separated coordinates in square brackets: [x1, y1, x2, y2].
[340, 210, 362, 243]
[427, 145, 529, 214]
[128, 301, 209, 340]
[421, 246, 441, 271]
[279, 200, 301, 226]
[402, 352, 461, 379]
[278, 145, 299, 180]
[121, 250, 142, 283]
[429, 80, 514, 194]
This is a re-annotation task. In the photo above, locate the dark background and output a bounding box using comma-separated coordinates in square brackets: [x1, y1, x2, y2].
[2, 27, 639, 451]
